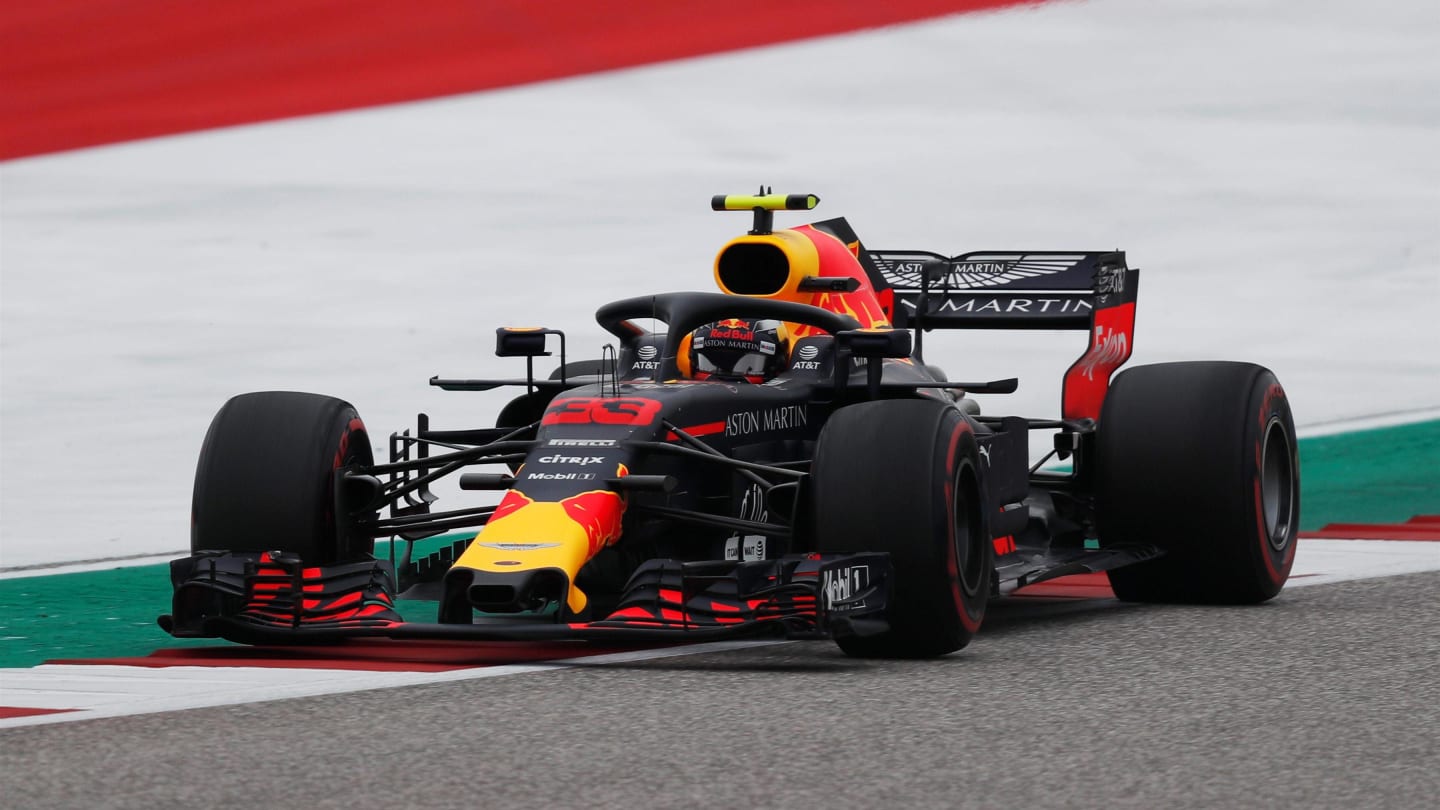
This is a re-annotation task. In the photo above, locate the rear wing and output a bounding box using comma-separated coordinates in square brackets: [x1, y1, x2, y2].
[865, 250, 1131, 330]
[863, 247, 1140, 421]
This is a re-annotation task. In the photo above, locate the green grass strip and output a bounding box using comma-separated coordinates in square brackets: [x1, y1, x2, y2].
[1299, 420, 1439, 529]
[0, 537, 455, 671]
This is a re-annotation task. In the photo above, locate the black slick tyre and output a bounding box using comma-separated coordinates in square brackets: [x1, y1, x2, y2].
[1097, 362, 1300, 604]
[191, 391, 375, 564]
[811, 399, 991, 657]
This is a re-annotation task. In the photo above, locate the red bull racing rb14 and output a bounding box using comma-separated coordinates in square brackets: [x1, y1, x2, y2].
[163, 192, 1300, 658]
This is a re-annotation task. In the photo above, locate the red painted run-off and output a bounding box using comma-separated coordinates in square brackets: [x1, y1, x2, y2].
[1012, 572, 1115, 599]
[0, 0, 1038, 159]
[0, 706, 79, 719]
[50, 640, 650, 672]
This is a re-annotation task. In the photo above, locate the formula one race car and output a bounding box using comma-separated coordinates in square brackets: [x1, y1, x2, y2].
[161, 192, 1300, 658]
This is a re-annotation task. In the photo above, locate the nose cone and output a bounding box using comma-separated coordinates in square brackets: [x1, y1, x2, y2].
[449, 488, 626, 616]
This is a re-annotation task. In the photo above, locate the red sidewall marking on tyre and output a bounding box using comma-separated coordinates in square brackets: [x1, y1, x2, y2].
[47, 641, 644, 672]
[944, 420, 982, 633]
[333, 417, 366, 470]
[1254, 384, 1296, 587]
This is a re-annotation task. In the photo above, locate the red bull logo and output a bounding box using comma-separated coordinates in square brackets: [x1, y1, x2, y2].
[559, 490, 626, 556]
[490, 489, 534, 521]
[473, 484, 627, 558]
[709, 328, 755, 341]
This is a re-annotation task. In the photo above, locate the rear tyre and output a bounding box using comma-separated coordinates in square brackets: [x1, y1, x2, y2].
[192, 391, 375, 564]
[1097, 362, 1299, 604]
[812, 399, 991, 657]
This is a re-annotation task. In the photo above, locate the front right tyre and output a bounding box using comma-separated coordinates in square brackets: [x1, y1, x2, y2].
[811, 399, 991, 657]
[191, 391, 375, 565]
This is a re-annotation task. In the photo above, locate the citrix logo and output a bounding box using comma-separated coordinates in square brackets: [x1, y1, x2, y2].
[537, 454, 604, 464]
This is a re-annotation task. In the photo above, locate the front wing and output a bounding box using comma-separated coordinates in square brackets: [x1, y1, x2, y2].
[159, 550, 893, 645]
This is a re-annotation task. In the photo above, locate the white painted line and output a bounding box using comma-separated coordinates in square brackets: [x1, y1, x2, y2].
[1286, 538, 1440, 587]
[0, 544, 415, 579]
[0, 554, 184, 581]
[1296, 407, 1440, 438]
[0, 664, 532, 719]
[0, 640, 785, 728]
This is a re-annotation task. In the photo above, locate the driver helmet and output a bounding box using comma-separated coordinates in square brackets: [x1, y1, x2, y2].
[682, 318, 790, 383]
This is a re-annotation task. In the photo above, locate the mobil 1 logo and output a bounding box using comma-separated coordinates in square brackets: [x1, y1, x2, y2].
[821, 565, 871, 612]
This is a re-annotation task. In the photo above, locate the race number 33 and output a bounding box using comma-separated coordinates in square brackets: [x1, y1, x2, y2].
[542, 397, 661, 426]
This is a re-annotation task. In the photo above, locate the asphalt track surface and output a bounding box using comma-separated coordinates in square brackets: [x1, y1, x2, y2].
[3, 572, 1435, 809]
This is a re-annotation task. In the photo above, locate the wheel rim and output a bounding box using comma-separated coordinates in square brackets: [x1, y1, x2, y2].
[953, 464, 985, 596]
[1260, 418, 1296, 552]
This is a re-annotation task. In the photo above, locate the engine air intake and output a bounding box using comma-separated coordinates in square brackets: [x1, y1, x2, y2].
[717, 242, 791, 295]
